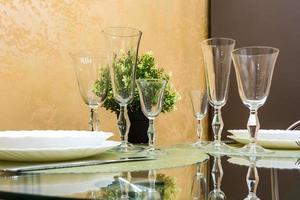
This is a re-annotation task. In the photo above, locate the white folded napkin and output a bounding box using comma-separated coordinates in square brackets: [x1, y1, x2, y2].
[228, 129, 300, 140]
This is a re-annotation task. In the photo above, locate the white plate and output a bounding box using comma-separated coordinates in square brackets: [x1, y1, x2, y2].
[228, 129, 300, 149]
[0, 140, 120, 162]
[0, 130, 113, 149]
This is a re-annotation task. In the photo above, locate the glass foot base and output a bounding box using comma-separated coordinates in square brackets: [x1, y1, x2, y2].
[141, 147, 166, 157]
[192, 141, 209, 148]
[243, 193, 260, 200]
[234, 143, 273, 157]
[110, 143, 144, 154]
[202, 141, 234, 155]
[208, 189, 226, 200]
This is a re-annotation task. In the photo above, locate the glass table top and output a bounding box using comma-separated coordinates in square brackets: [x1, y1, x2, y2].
[0, 146, 298, 200]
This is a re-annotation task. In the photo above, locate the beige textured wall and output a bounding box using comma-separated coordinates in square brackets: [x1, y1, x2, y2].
[0, 0, 208, 145]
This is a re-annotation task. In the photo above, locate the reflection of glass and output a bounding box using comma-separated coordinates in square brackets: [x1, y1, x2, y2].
[119, 172, 132, 200]
[201, 38, 235, 151]
[136, 79, 167, 154]
[244, 156, 260, 200]
[189, 90, 208, 147]
[103, 27, 142, 152]
[191, 163, 207, 200]
[208, 156, 226, 200]
[70, 51, 109, 131]
[232, 46, 279, 155]
[146, 169, 161, 200]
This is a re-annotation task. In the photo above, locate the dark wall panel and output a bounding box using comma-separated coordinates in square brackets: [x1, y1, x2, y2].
[211, 0, 300, 131]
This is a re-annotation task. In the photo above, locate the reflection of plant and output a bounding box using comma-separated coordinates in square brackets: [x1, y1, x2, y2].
[94, 51, 180, 114]
[157, 173, 180, 200]
[97, 173, 180, 200]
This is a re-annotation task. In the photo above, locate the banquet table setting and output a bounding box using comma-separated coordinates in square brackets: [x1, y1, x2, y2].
[0, 25, 299, 200]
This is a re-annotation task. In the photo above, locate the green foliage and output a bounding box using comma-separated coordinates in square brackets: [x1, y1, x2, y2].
[94, 51, 180, 114]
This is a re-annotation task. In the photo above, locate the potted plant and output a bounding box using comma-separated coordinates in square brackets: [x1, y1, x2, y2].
[94, 51, 180, 143]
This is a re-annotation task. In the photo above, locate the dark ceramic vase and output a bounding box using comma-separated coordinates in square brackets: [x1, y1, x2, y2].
[127, 109, 149, 144]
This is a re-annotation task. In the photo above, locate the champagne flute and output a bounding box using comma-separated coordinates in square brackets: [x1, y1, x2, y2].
[136, 79, 167, 155]
[232, 46, 279, 155]
[70, 50, 109, 131]
[201, 38, 235, 151]
[103, 27, 142, 152]
[189, 90, 209, 147]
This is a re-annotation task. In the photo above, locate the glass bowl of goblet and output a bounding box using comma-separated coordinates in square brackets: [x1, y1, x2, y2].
[136, 79, 167, 156]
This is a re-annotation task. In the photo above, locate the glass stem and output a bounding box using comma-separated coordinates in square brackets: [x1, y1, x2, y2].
[119, 172, 131, 199]
[89, 108, 99, 131]
[148, 169, 157, 191]
[196, 119, 203, 143]
[212, 107, 223, 144]
[247, 109, 260, 145]
[211, 156, 223, 192]
[246, 156, 259, 198]
[147, 119, 155, 150]
[196, 163, 207, 200]
[118, 105, 130, 148]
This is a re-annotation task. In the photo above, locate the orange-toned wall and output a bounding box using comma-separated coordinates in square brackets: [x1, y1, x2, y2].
[0, 0, 208, 146]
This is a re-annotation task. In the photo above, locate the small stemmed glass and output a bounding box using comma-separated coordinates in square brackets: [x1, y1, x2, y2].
[136, 79, 167, 155]
[189, 90, 209, 147]
[208, 155, 226, 200]
[232, 46, 279, 155]
[103, 27, 142, 152]
[71, 50, 109, 131]
[201, 38, 236, 151]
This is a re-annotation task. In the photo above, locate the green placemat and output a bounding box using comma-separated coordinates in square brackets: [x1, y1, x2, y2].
[0, 146, 208, 174]
[191, 143, 300, 158]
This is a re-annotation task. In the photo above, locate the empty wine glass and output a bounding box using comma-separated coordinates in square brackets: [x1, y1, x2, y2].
[189, 90, 209, 147]
[208, 155, 226, 200]
[70, 50, 109, 131]
[201, 38, 235, 151]
[103, 27, 142, 152]
[232, 46, 279, 155]
[136, 79, 167, 154]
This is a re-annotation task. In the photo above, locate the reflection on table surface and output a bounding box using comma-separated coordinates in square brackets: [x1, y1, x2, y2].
[0, 155, 299, 199]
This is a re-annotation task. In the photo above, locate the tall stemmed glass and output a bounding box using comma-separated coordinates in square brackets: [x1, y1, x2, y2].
[71, 50, 109, 131]
[103, 27, 142, 152]
[201, 38, 236, 151]
[232, 46, 279, 155]
[189, 90, 208, 147]
[136, 79, 167, 154]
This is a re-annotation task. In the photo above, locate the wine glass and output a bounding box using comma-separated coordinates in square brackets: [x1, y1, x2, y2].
[201, 38, 236, 151]
[70, 50, 109, 131]
[136, 79, 167, 154]
[231, 46, 279, 155]
[103, 27, 142, 152]
[189, 90, 209, 147]
[208, 155, 226, 200]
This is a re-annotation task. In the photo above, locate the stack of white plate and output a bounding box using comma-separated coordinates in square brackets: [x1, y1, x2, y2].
[228, 129, 300, 149]
[0, 130, 119, 162]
